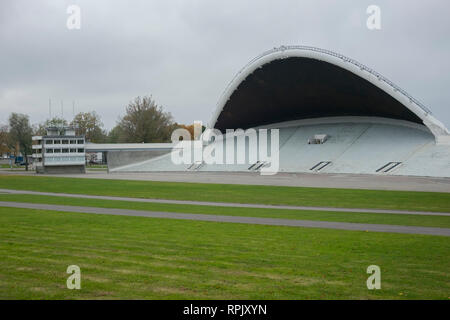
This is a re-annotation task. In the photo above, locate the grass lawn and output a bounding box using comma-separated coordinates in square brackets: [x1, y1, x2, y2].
[1, 194, 450, 228]
[86, 165, 108, 171]
[0, 164, 23, 169]
[0, 206, 448, 299]
[0, 175, 449, 212]
[86, 165, 107, 169]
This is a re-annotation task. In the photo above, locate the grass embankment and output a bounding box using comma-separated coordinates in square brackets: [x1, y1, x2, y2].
[86, 164, 108, 171]
[0, 175, 449, 212]
[0, 164, 23, 169]
[0, 207, 448, 299]
[1, 194, 449, 228]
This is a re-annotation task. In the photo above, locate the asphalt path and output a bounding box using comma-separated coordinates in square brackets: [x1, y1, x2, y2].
[0, 188, 449, 216]
[1, 201, 449, 236]
[1, 170, 449, 192]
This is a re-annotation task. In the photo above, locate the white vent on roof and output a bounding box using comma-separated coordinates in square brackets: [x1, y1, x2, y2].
[187, 161, 204, 171]
[310, 161, 332, 172]
[248, 161, 270, 171]
[308, 134, 328, 144]
[376, 162, 402, 173]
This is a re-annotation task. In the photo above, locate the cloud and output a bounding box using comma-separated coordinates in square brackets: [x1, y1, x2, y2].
[0, 0, 449, 130]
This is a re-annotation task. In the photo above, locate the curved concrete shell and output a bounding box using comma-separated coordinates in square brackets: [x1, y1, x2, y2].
[108, 46, 450, 178]
[210, 46, 449, 144]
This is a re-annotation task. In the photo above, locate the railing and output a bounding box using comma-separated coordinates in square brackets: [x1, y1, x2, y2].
[215, 45, 431, 117]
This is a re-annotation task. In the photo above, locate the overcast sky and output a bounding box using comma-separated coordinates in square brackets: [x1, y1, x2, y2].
[0, 0, 449, 130]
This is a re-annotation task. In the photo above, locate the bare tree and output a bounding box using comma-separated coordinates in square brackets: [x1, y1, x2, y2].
[8, 113, 33, 171]
[34, 117, 68, 135]
[0, 125, 10, 156]
[71, 111, 107, 143]
[117, 96, 176, 143]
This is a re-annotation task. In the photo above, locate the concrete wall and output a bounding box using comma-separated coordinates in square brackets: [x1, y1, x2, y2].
[107, 150, 171, 171]
[42, 165, 86, 174]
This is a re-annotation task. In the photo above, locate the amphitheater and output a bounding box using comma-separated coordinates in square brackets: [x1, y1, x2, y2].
[101, 46, 450, 178]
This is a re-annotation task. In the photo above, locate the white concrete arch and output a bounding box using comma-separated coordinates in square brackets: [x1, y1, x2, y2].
[209, 46, 449, 144]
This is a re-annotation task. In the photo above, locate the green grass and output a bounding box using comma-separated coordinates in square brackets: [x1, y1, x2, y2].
[1, 175, 449, 212]
[1, 194, 450, 228]
[86, 164, 107, 169]
[0, 164, 22, 169]
[1, 174, 448, 299]
[0, 206, 448, 299]
[86, 164, 108, 171]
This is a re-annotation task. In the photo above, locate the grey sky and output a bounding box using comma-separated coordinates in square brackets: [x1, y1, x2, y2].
[0, 0, 449, 130]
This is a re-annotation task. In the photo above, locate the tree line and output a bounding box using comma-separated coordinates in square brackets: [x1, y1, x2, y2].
[0, 95, 196, 169]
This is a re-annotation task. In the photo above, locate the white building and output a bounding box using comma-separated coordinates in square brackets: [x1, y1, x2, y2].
[32, 126, 86, 173]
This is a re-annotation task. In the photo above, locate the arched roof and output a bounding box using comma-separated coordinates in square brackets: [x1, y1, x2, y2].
[209, 46, 449, 143]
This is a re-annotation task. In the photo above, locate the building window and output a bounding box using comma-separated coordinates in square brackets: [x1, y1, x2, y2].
[46, 149, 54, 153]
[77, 148, 84, 153]
[54, 140, 61, 144]
[77, 139, 84, 144]
[70, 148, 76, 153]
[62, 140, 69, 144]
[54, 149, 61, 153]
[45, 140, 53, 145]
[62, 148, 69, 153]
[70, 140, 76, 144]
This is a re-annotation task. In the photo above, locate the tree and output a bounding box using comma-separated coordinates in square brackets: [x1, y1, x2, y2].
[177, 124, 206, 140]
[107, 125, 124, 143]
[0, 125, 10, 156]
[8, 113, 33, 171]
[177, 124, 195, 140]
[34, 117, 68, 135]
[71, 111, 107, 143]
[116, 96, 176, 143]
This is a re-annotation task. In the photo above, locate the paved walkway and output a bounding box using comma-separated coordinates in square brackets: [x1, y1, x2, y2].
[1, 188, 449, 216]
[1, 170, 450, 192]
[0, 201, 449, 236]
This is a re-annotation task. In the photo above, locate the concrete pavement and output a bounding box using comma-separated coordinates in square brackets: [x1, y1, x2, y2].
[1, 170, 449, 192]
[1, 188, 450, 216]
[1, 201, 449, 236]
